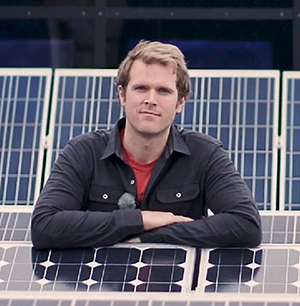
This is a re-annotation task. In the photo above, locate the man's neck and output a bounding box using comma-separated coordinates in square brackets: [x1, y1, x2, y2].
[122, 127, 170, 163]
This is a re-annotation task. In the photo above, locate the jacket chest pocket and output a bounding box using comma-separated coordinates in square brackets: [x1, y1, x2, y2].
[87, 184, 127, 211]
[155, 182, 200, 215]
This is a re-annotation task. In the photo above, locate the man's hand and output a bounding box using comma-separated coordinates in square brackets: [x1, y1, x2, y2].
[141, 211, 193, 231]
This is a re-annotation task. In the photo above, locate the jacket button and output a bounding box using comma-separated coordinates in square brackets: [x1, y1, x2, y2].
[176, 192, 182, 198]
[102, 193, 108, 200]
[130, 179, 135, 185]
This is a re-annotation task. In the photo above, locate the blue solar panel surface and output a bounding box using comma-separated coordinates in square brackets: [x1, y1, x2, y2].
[283, 73, 300, 210]
[0, 69, 51, 206]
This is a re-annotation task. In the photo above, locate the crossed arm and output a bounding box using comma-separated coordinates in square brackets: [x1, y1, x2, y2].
[31, 140, 262, 249]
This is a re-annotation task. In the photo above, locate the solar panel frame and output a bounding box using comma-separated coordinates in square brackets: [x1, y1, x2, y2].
[280, 71, 300, 211]
[0, 291, 300, 306]
[0, 68, 52, 207]
[45, 69, 280, 211]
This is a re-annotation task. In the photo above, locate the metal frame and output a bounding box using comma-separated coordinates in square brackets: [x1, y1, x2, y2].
[280, 71, 300, 211]
[0, 291, 300, 304]
[0, 2, 299, 69]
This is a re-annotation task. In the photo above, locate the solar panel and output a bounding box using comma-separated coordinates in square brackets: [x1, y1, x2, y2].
[0, 209, 32, 242]
[46, 69, 280, 211]
[196, 245, 300, 294]
[179, 70, 280, 210]
[0, 211, 298, 244]
[0, 244, 195, 292]
[44, 69, 123, 181]
[260, 211, 300, 244]
[281, 72, 300, 210]
[0, 68, 52, 206]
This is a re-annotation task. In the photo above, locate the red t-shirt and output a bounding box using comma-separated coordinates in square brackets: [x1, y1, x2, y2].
[120, 130, 158, 202]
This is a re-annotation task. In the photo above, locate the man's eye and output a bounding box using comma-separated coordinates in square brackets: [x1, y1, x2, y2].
[159, 88, 171, 94]
[135, 86, 147, 91]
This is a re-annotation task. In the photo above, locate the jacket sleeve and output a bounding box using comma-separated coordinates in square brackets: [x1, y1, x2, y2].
[140, 144, 262, 248]
[31, 138, 144, 249]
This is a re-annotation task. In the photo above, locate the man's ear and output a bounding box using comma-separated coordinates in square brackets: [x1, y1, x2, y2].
[175, 97, 186, 114]
[118, 85, 126, 107]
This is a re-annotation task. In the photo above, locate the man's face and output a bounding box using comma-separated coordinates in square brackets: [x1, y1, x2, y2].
[118, 59, 186, 138]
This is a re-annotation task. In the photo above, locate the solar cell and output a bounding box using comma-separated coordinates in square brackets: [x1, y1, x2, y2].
[281, 72, 300, 210]
[0, 69, 52, 206]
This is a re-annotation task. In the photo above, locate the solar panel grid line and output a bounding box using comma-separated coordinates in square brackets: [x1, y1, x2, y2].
[227, 77, 235, 164]
[198, 76, 205, 132]
[14, 76, 30, 206]
[234, 77, 242, 179]
[204, 77, 211, 136]
[1, 212, 18, 242]
[94, 76, 103, 129]
[1, 75, 17, 204]
[0, 76, 9, 199]
[287, 78, 294, 209]
[88, 76, 97, 133]
[107, 75, 116, 130]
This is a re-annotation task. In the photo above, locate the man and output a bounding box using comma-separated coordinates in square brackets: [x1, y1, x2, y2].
[31, 40, 262, 249]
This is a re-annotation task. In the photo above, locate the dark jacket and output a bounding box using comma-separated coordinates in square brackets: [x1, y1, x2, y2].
[31, 117, 262, 249]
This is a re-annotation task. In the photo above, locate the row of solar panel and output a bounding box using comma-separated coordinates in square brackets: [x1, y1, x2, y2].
[0, 241, 299, 295]
[0, 211, 299, 245]
[0, 69, 299, 211]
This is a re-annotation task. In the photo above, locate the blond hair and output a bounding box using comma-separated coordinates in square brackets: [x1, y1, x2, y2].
[117, 40, 191, 100]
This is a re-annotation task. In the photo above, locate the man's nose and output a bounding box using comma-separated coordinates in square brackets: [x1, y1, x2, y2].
[144, 90, 157, 106]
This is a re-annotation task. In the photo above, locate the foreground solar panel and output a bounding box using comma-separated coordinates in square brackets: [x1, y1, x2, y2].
[0, 68, 52, 206]
[281, 72, 300, 210]
[196, 245, 300, 294]
[1, 292, 300, 306]
[0, 244, 195, 292]
[46, 69, 280, 211]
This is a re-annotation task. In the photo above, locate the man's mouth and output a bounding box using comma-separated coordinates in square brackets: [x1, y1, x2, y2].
[140, 111, 160, 116]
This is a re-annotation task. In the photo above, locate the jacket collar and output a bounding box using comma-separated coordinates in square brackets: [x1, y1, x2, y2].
[100, 117, 190, 160]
